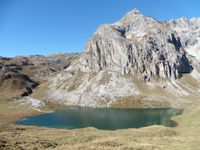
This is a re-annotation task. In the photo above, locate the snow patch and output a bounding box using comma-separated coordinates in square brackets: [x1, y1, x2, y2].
[185, 38, 200, 60]
[19, 97, 45, 112]
[190, 69, 200, 80]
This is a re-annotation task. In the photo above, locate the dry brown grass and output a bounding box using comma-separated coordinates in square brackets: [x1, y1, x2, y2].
[0, 79, 25, 102]
[112, 96, 171, 108]
[0, 101, 39, 123]
[179, 74, 200, 89]
[0, 98, 200, 150]
[31, 81, 50, 100]
[1, 120, 200, 150]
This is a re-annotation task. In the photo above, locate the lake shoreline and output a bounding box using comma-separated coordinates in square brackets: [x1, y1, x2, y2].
[1, 100, 200, 149]
[15, 107, 183, 130]
[1, 107, 200, 150]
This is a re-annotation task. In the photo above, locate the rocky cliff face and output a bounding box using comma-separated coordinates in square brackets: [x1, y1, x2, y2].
[80, 9, 192, 81]
[167, 18, 200, 60]
[44, 9, 200, 108]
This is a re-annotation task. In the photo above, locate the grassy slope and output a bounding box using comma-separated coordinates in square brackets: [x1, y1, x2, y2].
[0, 113, 200, 150]
[0, 98, 200, 150]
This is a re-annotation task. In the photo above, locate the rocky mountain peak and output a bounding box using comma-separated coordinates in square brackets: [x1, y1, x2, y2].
[79, 8, 193, 81]
[116, 8, 154, 26]
[125, 8, 142, 16]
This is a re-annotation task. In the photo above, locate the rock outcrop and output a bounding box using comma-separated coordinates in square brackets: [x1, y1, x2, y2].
[80, 9, 192, 81]
[167, 18, 200, 60]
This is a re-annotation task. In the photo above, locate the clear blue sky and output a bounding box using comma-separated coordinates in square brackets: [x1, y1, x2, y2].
[0, 0, 200, 57]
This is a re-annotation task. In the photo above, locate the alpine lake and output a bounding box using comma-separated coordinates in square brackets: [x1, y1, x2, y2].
[16, 107, 183, 130]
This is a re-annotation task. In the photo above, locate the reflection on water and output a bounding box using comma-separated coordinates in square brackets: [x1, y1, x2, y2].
[16, 107, 183, 130]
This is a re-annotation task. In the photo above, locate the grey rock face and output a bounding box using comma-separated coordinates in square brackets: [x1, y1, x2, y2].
[167, 18, 200, 60]
[80, 9, 192, 80]
[45, 9, 200, 108]
[167, 18, 200, 47]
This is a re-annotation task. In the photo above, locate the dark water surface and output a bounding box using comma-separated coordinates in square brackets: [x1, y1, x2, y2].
[16, 107, 183, 130]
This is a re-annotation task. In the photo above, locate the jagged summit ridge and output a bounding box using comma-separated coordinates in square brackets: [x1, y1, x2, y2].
[80, 8, 192, 80]
[129, 8, 141, 14]
[120, 8, 144, 20]
[115, 8, 159, 39]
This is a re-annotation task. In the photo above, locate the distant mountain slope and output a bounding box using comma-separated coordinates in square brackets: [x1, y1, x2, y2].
[0, 53, 80, 101]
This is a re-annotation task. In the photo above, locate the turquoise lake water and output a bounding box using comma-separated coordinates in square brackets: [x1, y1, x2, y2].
[16, 107, 183, 130]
